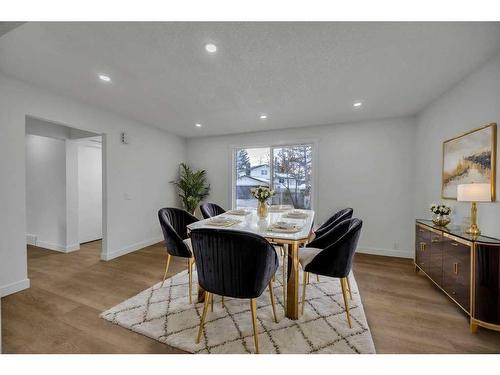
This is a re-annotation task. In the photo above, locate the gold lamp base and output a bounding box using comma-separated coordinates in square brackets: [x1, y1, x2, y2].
[466, 224, 481, 236]
[466, 202, 481, 236]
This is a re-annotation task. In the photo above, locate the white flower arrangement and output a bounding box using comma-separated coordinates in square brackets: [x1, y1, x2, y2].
[430, 203, 451, 216]
[251, 186, 275, 202]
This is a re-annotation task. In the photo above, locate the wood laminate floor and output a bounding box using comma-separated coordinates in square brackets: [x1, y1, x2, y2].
[2, 241, 500, 353]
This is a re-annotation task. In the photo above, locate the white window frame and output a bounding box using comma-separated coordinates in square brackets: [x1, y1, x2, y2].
[230, 140, 318, 210]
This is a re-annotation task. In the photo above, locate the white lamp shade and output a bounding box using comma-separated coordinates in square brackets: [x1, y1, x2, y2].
[457, 183, 491, 202]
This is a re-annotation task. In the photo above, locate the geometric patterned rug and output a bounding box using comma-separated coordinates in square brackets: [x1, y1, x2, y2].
[100, 262, 376, 354]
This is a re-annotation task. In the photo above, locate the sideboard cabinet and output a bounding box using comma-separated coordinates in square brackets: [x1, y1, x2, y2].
[415, 219, 500, 333]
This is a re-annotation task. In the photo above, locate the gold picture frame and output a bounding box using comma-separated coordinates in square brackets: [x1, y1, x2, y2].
[441, 123, 497, 200]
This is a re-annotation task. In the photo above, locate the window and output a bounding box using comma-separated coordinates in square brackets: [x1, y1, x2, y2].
[233, 144, 313, 209]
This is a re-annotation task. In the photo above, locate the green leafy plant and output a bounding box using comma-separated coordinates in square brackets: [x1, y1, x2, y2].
[171, 163, 210, 214]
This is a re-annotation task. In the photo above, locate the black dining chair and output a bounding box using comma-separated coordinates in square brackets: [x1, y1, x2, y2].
[199, 202, 226, 219]
[299, 218, 363, 328]
[313, 208, 353, 239]
[301, 208, 353, 284]
[190, 228, 279, 354]
[158, 207, 198, 303]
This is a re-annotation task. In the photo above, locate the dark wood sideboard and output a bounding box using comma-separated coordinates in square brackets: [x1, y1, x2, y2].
[415, 219, 500, 333]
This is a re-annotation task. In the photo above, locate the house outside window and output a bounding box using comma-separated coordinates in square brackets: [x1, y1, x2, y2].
[233, 144, 313, 209]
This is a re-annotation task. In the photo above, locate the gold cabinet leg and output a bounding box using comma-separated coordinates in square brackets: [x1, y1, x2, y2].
[250, 298, 259, 353]
[301, 271, 308, 315]
[340, 277, 352, 328]
[188, 258, 193, 304]
[346, 276, 352, 300]
[470, 320, 478, 334]
[162, 254, 172, 286]
[268, 282, 278, 323]
[196, 292, 211, 344]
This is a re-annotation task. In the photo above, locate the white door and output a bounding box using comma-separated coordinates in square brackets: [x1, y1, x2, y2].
[78, 142, 102, 243]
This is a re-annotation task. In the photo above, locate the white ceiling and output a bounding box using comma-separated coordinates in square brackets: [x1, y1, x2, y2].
[1, 22, 500, 138]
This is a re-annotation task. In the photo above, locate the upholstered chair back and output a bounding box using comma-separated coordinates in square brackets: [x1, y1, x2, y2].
[158, 208, 198, 258]
[315, 208, 354, 238]
[190, 229, 279, 299]
[305, 218, 362, 278]
[200, 203, 226, 219]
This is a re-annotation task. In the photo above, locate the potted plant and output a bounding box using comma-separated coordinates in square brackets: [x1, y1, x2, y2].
[251, 186, 275, 219]
[430, 203, 451, 227]
[171, 163, 210, 214]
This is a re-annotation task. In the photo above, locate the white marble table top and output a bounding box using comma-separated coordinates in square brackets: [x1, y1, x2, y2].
[187, 208, 315, 241]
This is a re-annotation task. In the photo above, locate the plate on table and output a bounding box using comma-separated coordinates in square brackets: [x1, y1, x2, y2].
[226, 209, 251, 216]
[268, 221, 303, 233]
[206, 217, 241, 227]
[268, 205, 294, 213]
[283, 210, 309, 219]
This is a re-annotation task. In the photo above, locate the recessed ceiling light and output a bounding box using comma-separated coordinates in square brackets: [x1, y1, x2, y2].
[260, 114, 268, 120]
[98, 74, 111, 83]
[353, 101, 363, 108]
[205, 43, 217, 53]
[195, 123, 202, 128]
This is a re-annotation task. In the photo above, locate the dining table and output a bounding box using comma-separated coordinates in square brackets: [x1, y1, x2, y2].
[187, 206, 315, 320]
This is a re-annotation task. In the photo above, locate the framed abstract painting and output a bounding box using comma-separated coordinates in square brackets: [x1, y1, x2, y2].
[442, 123, 497, 200]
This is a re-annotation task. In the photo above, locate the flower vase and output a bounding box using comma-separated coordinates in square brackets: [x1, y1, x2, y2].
[257, 201, 268, 219]
[432, 214, 450, 227]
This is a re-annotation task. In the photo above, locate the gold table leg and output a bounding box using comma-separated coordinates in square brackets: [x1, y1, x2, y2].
[286, 241, 300, 320]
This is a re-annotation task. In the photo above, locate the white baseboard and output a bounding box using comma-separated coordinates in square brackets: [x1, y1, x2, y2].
[356, 246, 413, 259]
[66, 243, 80, 253]
[0, 278, 30, 297]
[102, 236, 163, 261]
[27, 235, 80, 253]
[35, 240, 67, 252]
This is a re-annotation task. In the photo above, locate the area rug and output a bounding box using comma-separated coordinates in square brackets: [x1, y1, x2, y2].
[100, 262, 376, 354]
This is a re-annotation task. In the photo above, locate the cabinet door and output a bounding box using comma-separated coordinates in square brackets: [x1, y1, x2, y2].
[428, 232, 443, 286]
[443, 239, 471, 312]
[474, 244, 500, 325]
[415, 225, 430, 273]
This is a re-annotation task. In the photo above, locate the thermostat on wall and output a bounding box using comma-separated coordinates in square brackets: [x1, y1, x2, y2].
[121, 131, 129, 144]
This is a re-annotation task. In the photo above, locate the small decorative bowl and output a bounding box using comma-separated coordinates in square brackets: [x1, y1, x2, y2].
[432, 215, 450, 227]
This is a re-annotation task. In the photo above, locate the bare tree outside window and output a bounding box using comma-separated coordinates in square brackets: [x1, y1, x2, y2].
[234, 144, 312, 209]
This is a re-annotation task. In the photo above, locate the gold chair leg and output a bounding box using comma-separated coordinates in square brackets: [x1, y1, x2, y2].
[316, 275, 320, 283]
[211, 294, 214, 312]
[340, 277, 352, 328]
[162, 254, 172, 286]
[268, 282, 278, 323]
[188, 258, 193, 304]
[307, 272, 310, 284]
[250, 298, 259, 353]
[346, 276, 352, 300]
[196, 292, 211, 344]
[301, 271, 308, 315]
[221, 296, 225, 308]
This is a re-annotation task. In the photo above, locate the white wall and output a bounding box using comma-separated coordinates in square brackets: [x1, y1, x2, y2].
[415, 52, 500, 238]
[187, 117, 416, 258]
[78, 142, 102, 243]
[25, 134, 68, 251]
[0, 72, 185, 297]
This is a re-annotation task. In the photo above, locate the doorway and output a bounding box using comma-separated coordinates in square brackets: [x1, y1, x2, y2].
[25, 116, 104, 256]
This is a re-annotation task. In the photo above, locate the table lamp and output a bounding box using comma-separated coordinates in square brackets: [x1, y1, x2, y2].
[457, 183, 491, 236]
